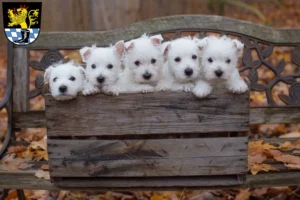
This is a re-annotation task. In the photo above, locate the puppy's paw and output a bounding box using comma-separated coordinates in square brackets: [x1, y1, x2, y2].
[103, 85, 120, 96]
[82, 85, 100, 96]
[228, 80, 248, 94]
[182, 83, 194, 92]
[156, 83, 171, 91]
[142, 85, 154, 93]
[192, 84, 212, 98]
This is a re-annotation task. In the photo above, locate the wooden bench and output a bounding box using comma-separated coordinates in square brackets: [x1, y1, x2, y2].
[1, 15, 300, 192]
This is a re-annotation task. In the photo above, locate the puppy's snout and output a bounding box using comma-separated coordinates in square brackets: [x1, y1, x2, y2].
[215, 69, 223, 77]
[184, 68, 193, 77]
[97, 76, 105, 84]
[59, 85, 67, 93]
[143, 72, 152, 80]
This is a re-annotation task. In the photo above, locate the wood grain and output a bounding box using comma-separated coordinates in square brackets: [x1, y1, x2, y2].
[12, 107, 300, 128]
[13, 48, 29, 112]
[45, 90, 249, 137]
[24, 15, 300, 49]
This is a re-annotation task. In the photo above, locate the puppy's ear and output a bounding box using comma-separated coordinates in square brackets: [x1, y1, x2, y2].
[79, 47, 93, 63]
[232, 39, 244, 57]
[114, 40, 125, 59]
[197, 38, 208, 52]
[162, 42, 171, 56]
[125, 41, 134, 52]
[78, 66, 86, 80]
[44, 66, 54, 84]
[150, 34, 163, 46]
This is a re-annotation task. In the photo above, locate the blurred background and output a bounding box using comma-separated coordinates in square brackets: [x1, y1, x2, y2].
[1, 0, 300, 199]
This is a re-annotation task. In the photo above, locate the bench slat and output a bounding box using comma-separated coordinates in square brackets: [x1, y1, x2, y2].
[45, 90, 249, 137]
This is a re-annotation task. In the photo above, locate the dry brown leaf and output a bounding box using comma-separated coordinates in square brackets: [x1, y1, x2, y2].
[274, 154, 300, 165]
[248, 154, 267, 165]
[278, 141, 293, 151]
[150, 194, 164, 200]
[280, 132, 300, 138]
[35, 169, 50, 179]
[284, 163, 300, 170]
[34, 150, 48, 161]
[235, 189, 251, 200]
[264, 149, 283, 157]
[30, 140, 47, 150]
[41, 164, 49, 170]
[250, 163, 278, 175]
[8, 145, 27, 154]
[249, 140, 277, 154]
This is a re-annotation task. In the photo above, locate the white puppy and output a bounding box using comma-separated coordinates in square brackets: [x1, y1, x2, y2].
[157, 37, 201, 92]
[193, 36, 248, 98]
[118, 34, 164, 93]
[44, 61, 86, 101]
[80, 41, 125, 95]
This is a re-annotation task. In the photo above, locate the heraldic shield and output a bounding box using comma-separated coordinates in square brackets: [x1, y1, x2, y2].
[2, 2, 42, 46]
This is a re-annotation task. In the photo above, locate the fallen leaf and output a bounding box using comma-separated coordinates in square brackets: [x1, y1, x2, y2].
[250, 163, 278, 175]
[249, 140, 277, 154]
[264, 149, 283, 157]
[235, 189, 251, 200]
[8, 145, 27, 154]
[284, 163, 300, 170]
[280, 132, 300, 138]
[41, 164, 49, 170]
[35, 169, 50, 179]
[150, 194, 164, 200]
[248, 154, 267, 165]
[30, 140, 47, 150]
[278, 141, 293, 151]
[274, 154, 300, 165]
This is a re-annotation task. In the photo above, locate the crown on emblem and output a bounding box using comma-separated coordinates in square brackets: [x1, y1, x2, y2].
[20, 5, 29, 10]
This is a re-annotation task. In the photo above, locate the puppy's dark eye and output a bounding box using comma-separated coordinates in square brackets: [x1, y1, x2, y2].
[107, 64, 113, 69]
[208, 58, 213, 63]
[134, 60, 140, 66]
[69, 76, 76, 81]
[192, 55, 197, 60]
[226, 59, 231, 64]
[174, 57, 181, 62]
[53, 77, 57, 82]
[91, 64, 96, 69]
[151, 58, 156, 64]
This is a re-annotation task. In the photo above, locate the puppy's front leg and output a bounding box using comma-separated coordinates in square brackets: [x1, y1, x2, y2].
[192, 79, 212, 98]
[226, 69, 248, 93]
[82, 81, 100, 96]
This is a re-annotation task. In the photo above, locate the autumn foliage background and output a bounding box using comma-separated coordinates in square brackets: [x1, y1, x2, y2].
[1, 0, 300, 199]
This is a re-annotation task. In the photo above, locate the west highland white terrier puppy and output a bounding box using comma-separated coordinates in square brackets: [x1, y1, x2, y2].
[80, 40, 125, 95]
[157, 37, 201, 92]
[44, 61, 86, 101]
[118, 34, 164, 93]
[193, 36, 248, 98]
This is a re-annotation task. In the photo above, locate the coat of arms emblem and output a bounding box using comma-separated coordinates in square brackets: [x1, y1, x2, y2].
[2, 2, 42, 46]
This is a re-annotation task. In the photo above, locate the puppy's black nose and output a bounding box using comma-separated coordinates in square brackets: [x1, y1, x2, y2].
[97, 76, 105, 84]
[215, 70, 223, 77]
[59, 85, 67, 93]
[185, 68, 193, 76]
[143, 72, 152, 80]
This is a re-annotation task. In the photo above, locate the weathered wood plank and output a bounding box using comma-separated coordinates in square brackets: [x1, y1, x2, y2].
[13, 111, 46, 128]
[13, 48, 29, 112]
[26, 15, 300, 49]
[50, 156, 246, 177]
[45, 90, 249, 137]
[250, 107, 300, 124]
[48, 137, 247, 159]
[12, 107, 300, 128]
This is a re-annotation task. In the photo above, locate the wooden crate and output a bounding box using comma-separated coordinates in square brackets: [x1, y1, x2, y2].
[45, 88, 249, 188]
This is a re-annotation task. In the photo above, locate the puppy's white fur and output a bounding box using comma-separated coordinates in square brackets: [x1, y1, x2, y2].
[157, 37, 201, 92]
[44, 61, 85, 101]
[118, 34, 164, 93]
[80, 41, 125, 95]
[193, 36, 248, 98]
